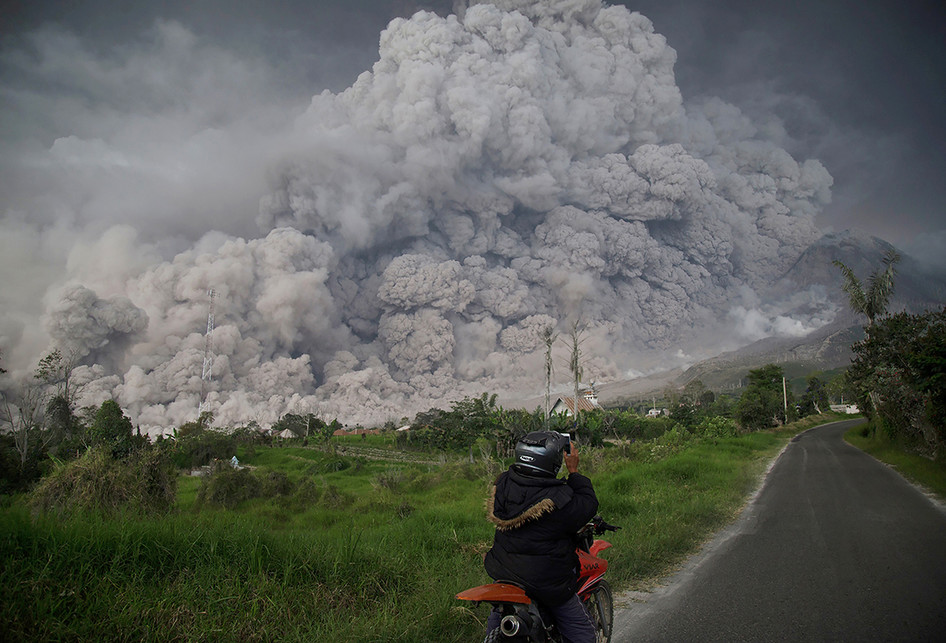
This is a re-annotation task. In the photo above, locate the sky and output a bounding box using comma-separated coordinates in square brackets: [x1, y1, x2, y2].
[1, 0, 944, 430]
[4, 0, 943, 250]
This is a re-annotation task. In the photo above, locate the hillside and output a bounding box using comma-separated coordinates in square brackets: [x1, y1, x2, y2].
[572, 229, 945, 409]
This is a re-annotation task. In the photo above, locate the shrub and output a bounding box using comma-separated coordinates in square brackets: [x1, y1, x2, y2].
[290, 478, 323, 506]
[736, 364, 794, 430]
[695, 416, 739, 439]
[0, 434, 47, 494]
[29, 447, 177, 517]
[656, 424, 688, 447]
[194, 463, 263, 509]
[261, 470, 294, 497]
[306, 455, 352, 474]
[321, 484, 353, 509]
[136, 448, 179, 512]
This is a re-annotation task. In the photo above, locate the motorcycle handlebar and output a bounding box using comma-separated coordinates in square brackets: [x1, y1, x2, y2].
[580, 515, 621, 537]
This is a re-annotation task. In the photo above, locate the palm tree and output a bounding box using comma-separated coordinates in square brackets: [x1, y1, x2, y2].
[832, 248, 901, 329]
[565, 319, 586, 433]
[833, 248, 901, 421]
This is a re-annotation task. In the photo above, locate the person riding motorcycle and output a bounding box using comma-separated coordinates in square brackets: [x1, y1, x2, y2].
[484, 431, 599, 642]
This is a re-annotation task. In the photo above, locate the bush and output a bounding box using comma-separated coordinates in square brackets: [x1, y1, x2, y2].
[194, 463, 262, 509]
[306, 455, 353, 474]
[261, 470, 294, 497]
[321, 484, 353, 509]
[656, 424, 688, 447]
[29, 447, 177, 517]
[736, 364, 792, 430]
[605, 413, 676, 441]
[695, 416, 739, 439]
[290, 478, 322, 506]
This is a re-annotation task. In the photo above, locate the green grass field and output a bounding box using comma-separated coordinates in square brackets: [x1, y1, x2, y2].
[1, 416, 834, 642]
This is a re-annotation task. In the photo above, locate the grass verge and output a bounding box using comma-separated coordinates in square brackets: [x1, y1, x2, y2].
[844, 426, 946, 501]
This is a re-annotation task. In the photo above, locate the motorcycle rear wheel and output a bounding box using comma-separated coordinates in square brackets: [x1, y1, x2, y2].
[483, 628, 503, 643]
[483, 627, 528, 642]
[585, 580, 614, 643]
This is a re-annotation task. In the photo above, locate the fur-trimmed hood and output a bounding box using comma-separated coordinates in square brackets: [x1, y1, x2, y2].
[486, 468, 574, 531]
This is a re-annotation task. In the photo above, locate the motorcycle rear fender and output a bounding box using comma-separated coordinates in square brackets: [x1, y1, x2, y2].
[455, 582, 532, 605]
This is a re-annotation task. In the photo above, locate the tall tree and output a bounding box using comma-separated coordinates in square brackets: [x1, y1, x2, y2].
[541, 324, 557, 426]
[736, 364, 790, 430]
[1, 379, 45, 469]
[35, 349, 85, 451]
[798, 375, 830, 416]
[565, 319, 586, 433]
[89, 400, 135, 457]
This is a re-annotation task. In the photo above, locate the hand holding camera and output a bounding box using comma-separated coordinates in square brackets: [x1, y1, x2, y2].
[562, 436, 580, 474]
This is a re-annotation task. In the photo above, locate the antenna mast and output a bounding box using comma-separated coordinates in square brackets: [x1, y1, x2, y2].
[198, 288, 215, 418]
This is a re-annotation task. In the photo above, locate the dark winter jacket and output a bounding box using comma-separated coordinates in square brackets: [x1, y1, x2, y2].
[484, 467, 599, 607]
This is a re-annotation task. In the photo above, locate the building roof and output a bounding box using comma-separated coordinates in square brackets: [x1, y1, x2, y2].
[551, 396, 600, 415]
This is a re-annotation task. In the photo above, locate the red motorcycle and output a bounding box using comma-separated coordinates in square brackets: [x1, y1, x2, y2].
[457, 515, 619, 642]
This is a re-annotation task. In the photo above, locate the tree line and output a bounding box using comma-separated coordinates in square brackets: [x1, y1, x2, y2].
[0, 356, 845, 496]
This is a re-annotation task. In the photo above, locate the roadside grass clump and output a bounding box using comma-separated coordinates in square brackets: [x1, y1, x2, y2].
[319, 483, 354, 509]
[29, 448, 176, 517]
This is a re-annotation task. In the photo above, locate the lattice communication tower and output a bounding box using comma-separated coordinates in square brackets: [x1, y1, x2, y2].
[198, 288, 215, 418]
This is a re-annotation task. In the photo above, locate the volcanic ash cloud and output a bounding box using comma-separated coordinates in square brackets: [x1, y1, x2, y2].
[32, 0, 833, 431]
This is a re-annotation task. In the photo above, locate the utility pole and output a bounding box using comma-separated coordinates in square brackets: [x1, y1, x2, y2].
[783, 376, 788, 424]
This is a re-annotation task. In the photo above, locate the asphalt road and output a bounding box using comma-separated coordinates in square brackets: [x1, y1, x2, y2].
[611, 419, 946, 642]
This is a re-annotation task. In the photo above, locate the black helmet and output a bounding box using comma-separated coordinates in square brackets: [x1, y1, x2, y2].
[514, 431, 570, 477]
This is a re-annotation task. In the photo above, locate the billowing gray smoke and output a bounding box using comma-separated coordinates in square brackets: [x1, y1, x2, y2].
[3, 0, 835, 432]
